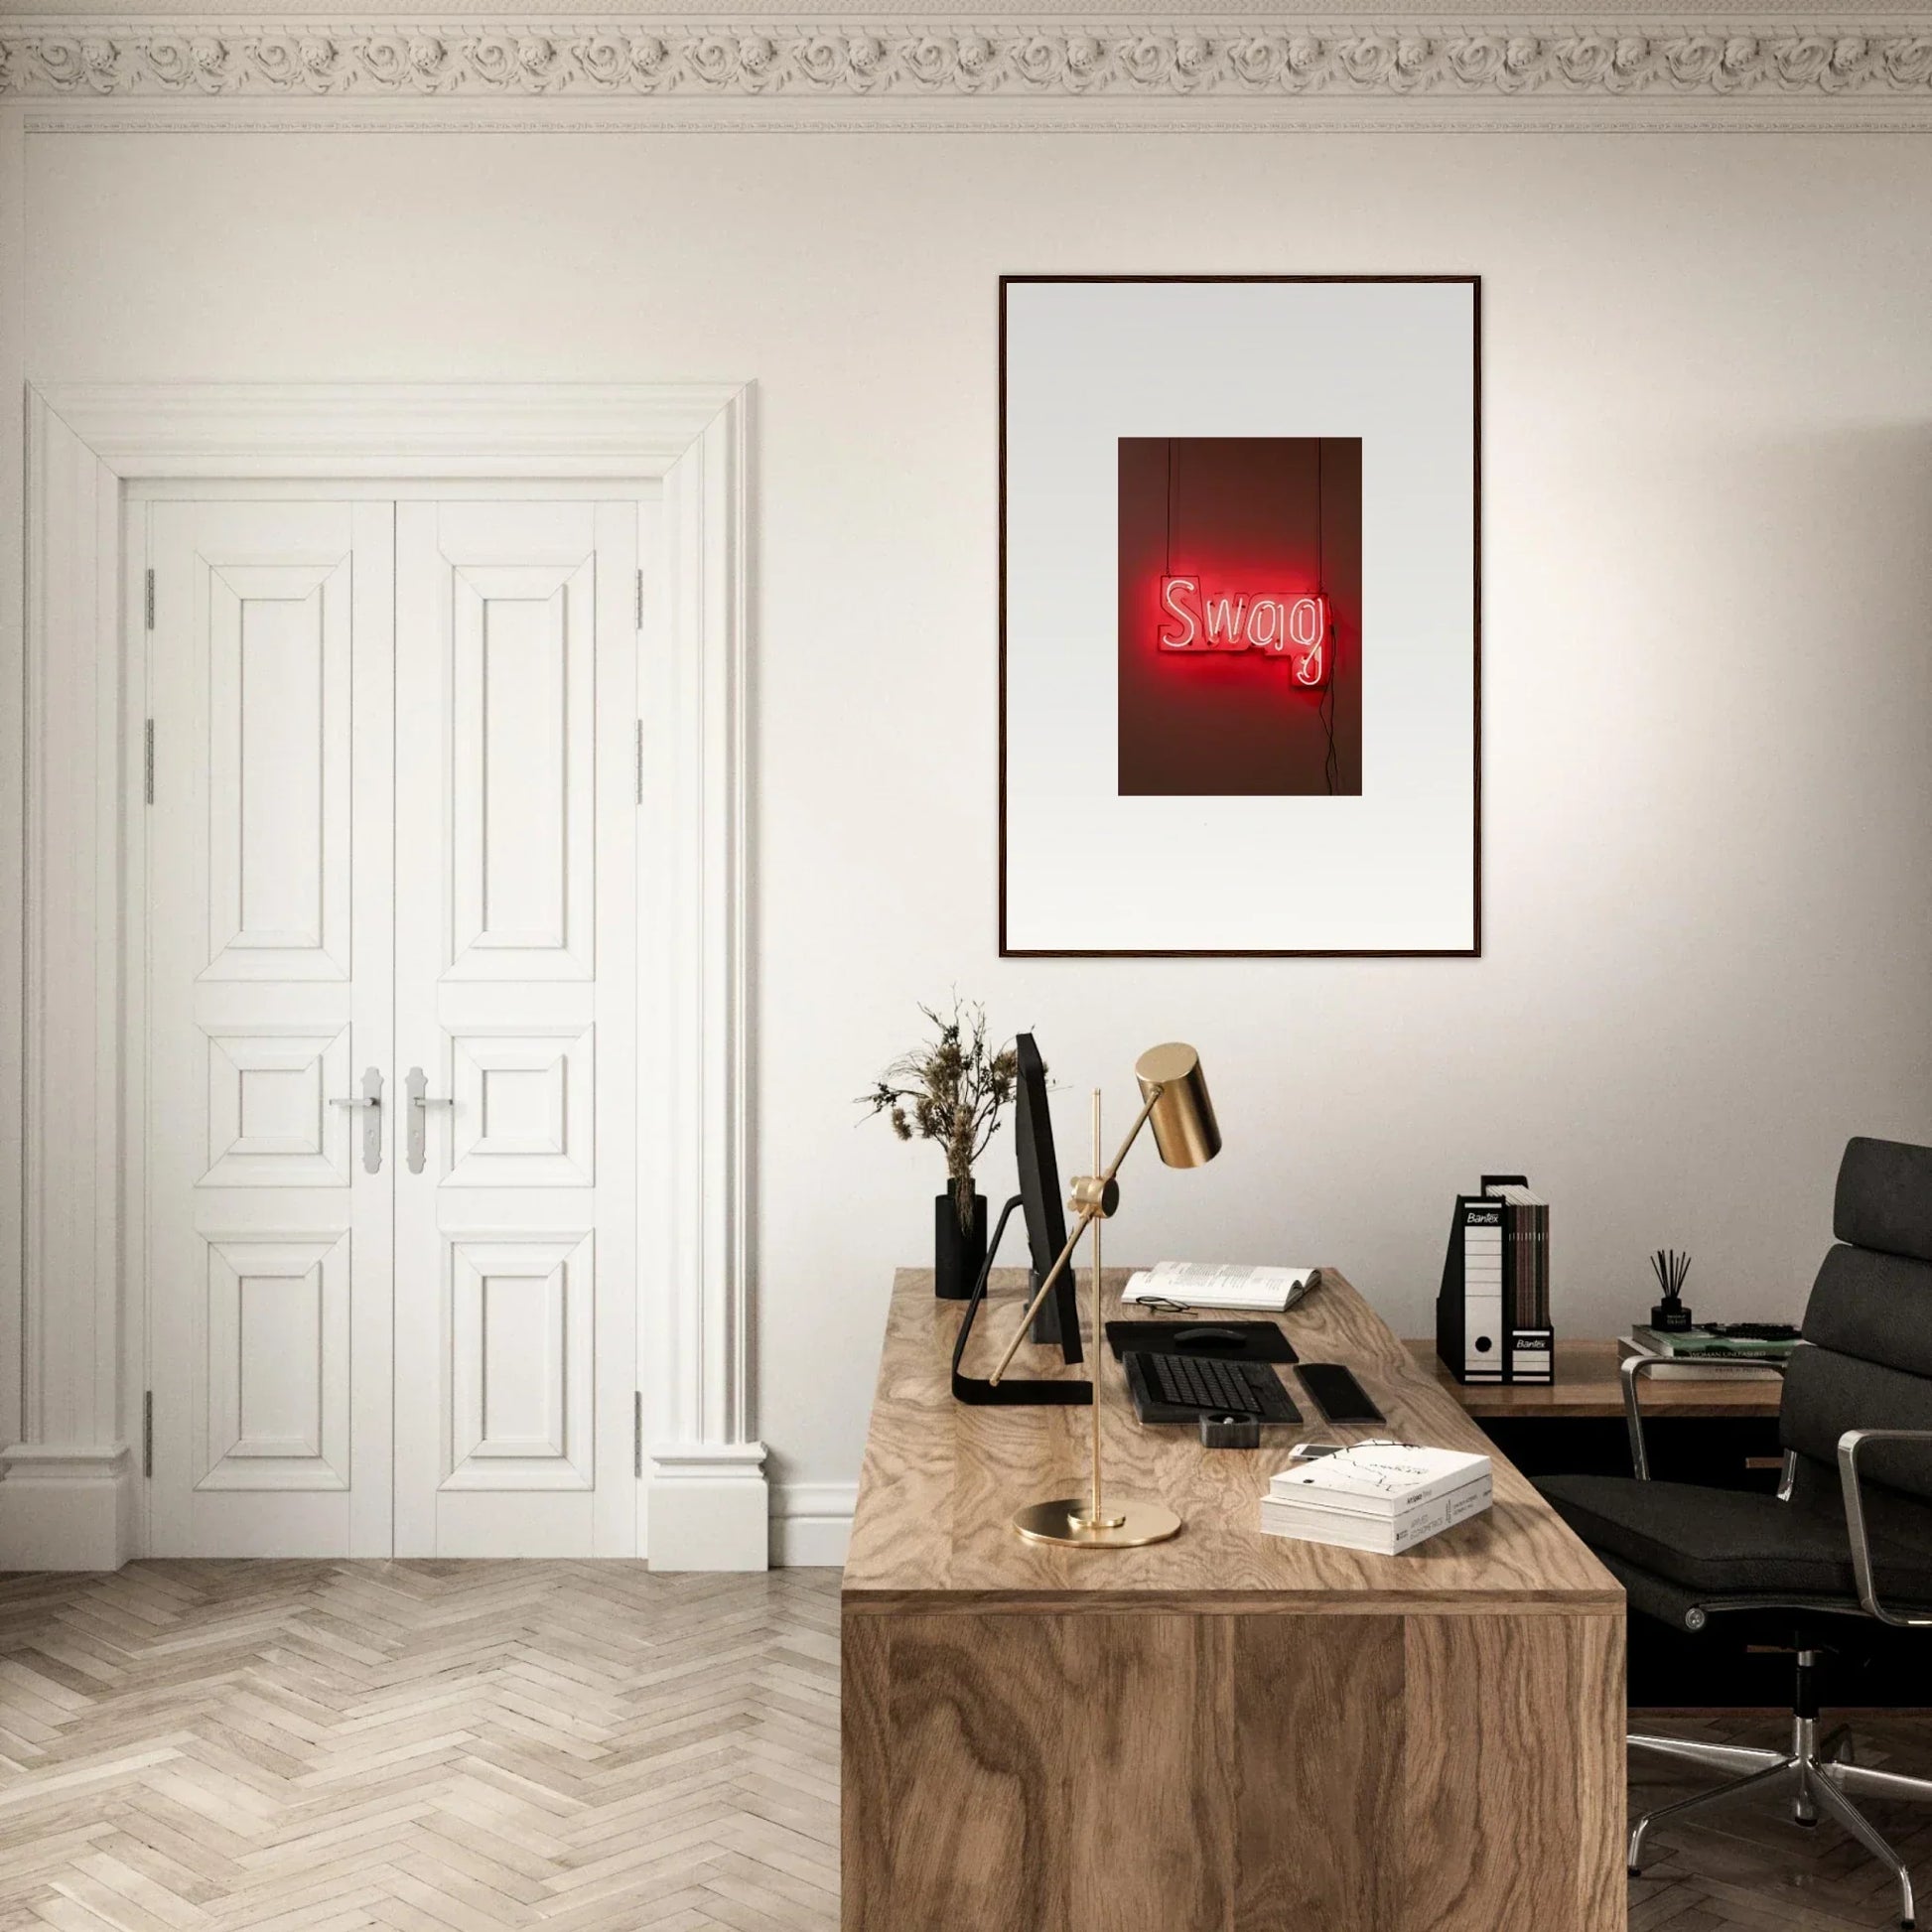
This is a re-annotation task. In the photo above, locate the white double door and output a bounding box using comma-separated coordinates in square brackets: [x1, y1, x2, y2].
[144, 491, 640, 1557]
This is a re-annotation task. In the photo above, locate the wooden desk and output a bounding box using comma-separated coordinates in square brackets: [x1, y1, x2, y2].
[843, 1269, 1626, 1932]
[1407, 1336, 1784, 1420]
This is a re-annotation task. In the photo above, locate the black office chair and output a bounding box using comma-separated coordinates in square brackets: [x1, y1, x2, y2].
[1538, 1136, 1932, 1930]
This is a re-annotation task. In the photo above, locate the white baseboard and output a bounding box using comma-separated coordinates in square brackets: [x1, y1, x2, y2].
[646, 1443, 769, 1571]
[0, 1444, 853, 1573]
[0, 1445, 135, 1571]
[771, 1480, 855, 1569]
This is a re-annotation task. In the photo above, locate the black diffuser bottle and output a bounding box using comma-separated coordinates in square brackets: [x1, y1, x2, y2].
[1649, 1249, 1694, 1332]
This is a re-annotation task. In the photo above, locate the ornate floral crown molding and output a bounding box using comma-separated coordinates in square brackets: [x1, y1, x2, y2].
[5, 17, 1932, 122]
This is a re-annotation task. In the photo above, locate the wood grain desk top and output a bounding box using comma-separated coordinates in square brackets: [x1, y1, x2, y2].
[1406, 1337, 1784, 1420]
[843, 1268, 1621, 1616]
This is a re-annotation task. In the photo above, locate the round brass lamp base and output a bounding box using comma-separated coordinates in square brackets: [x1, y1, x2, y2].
[1012, 1497, 1182, 1549]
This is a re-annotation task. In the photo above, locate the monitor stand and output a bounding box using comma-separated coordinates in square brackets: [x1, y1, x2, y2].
[1031, 1275, 1071, 1347]
[951, 1195, 1092, 1407]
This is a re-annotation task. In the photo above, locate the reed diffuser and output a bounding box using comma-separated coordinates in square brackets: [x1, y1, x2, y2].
[1649, 1248, 1694, 1332]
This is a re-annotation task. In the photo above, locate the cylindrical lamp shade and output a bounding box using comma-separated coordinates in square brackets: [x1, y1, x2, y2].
[1134, 1042, 1221, 1169]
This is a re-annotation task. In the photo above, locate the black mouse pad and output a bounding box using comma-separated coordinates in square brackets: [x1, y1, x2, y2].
[1104, 1319, 1298, 1365]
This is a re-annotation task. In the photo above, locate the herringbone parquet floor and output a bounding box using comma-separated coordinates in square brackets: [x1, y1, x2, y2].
[0, 1563, 1927, 1931]
[0, 1563, 840, 1932]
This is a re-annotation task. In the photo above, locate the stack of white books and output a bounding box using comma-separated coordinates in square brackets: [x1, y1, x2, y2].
[1259, 1444, 1493, 1556]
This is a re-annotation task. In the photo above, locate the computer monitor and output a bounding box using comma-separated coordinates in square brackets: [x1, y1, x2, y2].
[1014, 1034, 1083, 1364]
[948, 1031, 1090, 1405]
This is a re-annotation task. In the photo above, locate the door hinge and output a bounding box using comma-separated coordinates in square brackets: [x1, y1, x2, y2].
[633, 1392, 643, 1479]
[634, 720, 644, 805]
[144, 568, 155, 631]
[143, 720, 155, 805]
[142, 1391, 154, 1478]
[635, 567, 644, 631]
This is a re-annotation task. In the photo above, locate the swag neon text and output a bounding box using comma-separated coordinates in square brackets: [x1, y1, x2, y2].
[1157, 576, 1330, 687]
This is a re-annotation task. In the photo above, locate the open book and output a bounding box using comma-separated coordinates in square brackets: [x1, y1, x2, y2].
[1121, 1261, 1316, 1313]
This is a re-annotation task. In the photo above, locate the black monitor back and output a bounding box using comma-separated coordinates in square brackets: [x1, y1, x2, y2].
[1015, 1034, 1082, 1362]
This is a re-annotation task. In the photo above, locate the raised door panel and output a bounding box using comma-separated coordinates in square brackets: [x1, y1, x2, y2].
[203, 562, 351, 981]
[446, 1026, 595, 1188]
[146, 499, 394, 1560]
[394, 499, 637, 1559]
[450, 563, 595, 980]
[201, 1232, 350, 1490]
[203, 1026, 352, 1187]
[446, 1232, 594, 1488]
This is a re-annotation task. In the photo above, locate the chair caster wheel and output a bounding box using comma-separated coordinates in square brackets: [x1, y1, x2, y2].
[1627, 1868, 1640, 1878]
[1795, 1816, 1818, 1829]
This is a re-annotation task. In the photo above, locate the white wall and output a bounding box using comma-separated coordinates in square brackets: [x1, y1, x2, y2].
[21, 127, 1932, 1535]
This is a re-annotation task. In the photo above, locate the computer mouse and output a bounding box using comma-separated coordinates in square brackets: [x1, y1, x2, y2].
[1173, 1325, 1246, 1349]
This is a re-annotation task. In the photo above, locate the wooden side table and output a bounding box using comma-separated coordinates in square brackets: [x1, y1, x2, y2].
[1403, 1334, 1785, 1513]
[1406, 1336, 1783, 1419]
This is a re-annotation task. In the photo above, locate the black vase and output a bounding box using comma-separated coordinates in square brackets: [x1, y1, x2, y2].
[934, 1185, 989, 1301]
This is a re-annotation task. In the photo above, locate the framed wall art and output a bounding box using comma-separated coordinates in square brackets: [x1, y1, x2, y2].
[999, 274, 1480, 957]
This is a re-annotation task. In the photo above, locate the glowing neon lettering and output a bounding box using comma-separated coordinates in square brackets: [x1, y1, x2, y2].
[1204, 593, 1249, 649]
[1157, 574, 1199, 651]
[1156, 577, 1330, 686]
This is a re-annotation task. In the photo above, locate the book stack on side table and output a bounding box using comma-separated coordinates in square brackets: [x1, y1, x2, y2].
[1618, 1325, 1798, 1381]
[1259, 1443, 1493, 1555]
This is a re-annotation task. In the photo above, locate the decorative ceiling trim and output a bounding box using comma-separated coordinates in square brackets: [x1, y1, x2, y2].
[5, 18, 1932, 120]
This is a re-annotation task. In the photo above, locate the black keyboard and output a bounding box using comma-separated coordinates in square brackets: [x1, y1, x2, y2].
[1125, 1351, 1302, 1424]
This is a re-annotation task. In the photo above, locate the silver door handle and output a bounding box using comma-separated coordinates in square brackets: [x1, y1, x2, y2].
[405, 1066, 454, 1175]
[330, 1066, 384, 1174]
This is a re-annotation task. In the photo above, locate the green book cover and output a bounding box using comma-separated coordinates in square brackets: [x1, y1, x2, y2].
[1634, 1325, 1797, 1359]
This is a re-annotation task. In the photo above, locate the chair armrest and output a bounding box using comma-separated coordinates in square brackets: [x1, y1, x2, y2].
[1837, 1429, 1932, 1628]
[1620, 1350, 1788, 1481]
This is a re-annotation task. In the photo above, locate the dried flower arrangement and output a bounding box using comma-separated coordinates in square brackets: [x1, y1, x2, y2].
[860, 998, 1020, 1232]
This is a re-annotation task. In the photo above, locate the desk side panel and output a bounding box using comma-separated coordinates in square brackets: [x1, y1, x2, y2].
[1403, 1610, 1626, 1932]
[840, 1614, 892, 1932]
[1231, 1613, 1406, 1931]
[841, 1604, 1625, 1932]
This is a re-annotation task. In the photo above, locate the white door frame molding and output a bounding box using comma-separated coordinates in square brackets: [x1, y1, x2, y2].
[5, 381, 763, 1571]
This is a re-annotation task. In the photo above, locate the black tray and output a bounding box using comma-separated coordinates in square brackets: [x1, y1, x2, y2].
[1104, 1319, 1298, 1365]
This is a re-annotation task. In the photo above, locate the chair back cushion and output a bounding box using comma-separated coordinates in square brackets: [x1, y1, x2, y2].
[1782, 1139, 1932, 1504]
[1835, 1135, 1932, 1263]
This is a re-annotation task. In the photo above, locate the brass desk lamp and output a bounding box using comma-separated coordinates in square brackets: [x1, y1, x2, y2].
[987, 1042, 1221, 1548]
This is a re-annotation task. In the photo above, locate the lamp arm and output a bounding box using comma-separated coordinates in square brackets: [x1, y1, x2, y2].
[986, 1085, 1165, 1387]
[1097, 1086, 1164, 1188]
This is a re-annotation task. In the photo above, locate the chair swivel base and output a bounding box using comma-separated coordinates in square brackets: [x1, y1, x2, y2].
[1629, 1717, 1931, 1930]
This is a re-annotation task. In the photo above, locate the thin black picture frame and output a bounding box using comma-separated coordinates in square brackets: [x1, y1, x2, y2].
[997, 273, 1482, 959]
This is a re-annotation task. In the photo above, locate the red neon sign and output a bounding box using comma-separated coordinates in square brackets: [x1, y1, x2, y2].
[1157, 576, 1330, 687]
